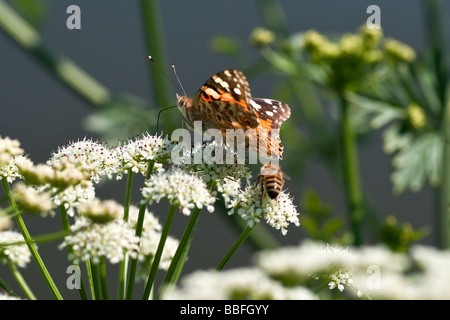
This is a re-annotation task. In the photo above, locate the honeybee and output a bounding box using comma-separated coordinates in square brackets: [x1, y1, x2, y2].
[257, 163, 289, 200]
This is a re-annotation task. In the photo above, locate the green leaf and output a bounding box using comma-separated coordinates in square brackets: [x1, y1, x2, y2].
[391, 132, 443, 193]
[82, 94, 157, 142]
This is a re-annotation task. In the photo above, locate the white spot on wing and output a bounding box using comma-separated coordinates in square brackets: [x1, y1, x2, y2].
[250, 100, 261, 110]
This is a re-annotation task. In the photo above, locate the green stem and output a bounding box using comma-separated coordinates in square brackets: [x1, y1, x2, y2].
[217, 225, 254, 271]
[1, 177, 63, 299]
[98, 258, 109, 300]
[85, 260, 96, 300]
[8, 260, 36, 300]
[139, 0, 172, 109]
[142, 205, 176, 300]
[439, 85, 450, 248]
[0, 276, 17, 297]
[118, 171, 134, 299]
[0, 1, 111, 108]
[89, 260, 101, 300]
[59, 205, 88, 300]
[125, 161, 155, 299]
[0, 230, 67, 248]
[156, 207, 201, 300]
[339, 94, 364, 246]
[255, 0, 288, 35]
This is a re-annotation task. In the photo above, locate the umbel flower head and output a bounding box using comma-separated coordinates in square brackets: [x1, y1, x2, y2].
[15, 156, 95, 217]
[59, 215, 140, 264]
[178, 140, 252, 189]
[0, 155, 24, 184]
[11, 182, 54, 215]
[49, 137, 118, 183]
[77, 198, 122, 223]
[0, 136, 24, 169]
[255, 240, 359, 294]
[226, 181, 300, 235]
[302, 25, 415, 92]
[141, 168, 216, 215]
[115, 133, 175, 177]
[164, 268, 317, 300]
[0, 231, 32, 268]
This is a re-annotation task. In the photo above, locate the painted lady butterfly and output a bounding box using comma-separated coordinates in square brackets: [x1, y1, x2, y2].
[176, 69, 291, 159]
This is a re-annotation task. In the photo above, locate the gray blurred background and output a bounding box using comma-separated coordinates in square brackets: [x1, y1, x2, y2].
[1, 0, 448, 299]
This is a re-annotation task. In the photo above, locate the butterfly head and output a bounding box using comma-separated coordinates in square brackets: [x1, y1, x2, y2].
[176, 93, 195, 128]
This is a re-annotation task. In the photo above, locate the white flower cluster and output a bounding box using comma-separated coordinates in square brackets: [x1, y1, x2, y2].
[50, 138, 118, 183]
[0, 155, 24, 183]
[0, 210, 12, 231]
[166, 240, 450, 300]
[164, 268, 317, 300]
[178, 141, 252, 187]
[142, 168, 216, 216]
[0, 137, 24, 183]
[78, 198, 122, 223]
[226, 182, 300, 235]
[60, 216, 140, 264]
[115, 133, 174, 177]
[0, 136, 23, 168]
[256, 240, 359, 294]
[11, 182, 53, 214]
[0, 231, 32, 268]
[0, 293, 22, 300]
[58, 202, 179, 268]
[255, 240, 450, 299]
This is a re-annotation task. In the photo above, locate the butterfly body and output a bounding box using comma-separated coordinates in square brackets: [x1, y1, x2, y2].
[176, 69, 291, 159]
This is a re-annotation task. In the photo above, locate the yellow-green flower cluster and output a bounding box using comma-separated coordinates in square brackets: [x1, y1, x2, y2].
[250, 27, 276, 47]
[384, 38, 416, 63]
[302, 26, 415, 91]
[407, 103, 426, 130]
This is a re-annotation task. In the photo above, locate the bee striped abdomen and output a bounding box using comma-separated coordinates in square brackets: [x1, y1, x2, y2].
[258, 163, 285, 200]
[265, 174, 284, 199]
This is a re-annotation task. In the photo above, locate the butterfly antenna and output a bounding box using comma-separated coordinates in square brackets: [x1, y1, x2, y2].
[148, 55, 183, 93]
[171, 64, 186, 97]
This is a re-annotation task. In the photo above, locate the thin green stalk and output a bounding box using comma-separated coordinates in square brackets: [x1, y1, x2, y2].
[139, 0, 172, 109]
[126, 161, 155, 299]
[142, 205, 176, 300]
[98, 258, 109, 300]
[339, 94, 364, 246]
[0, 230, 67, 248]
[1, 177, 63, 299]
[89, 260, 101, 300]
[118, 171, 134, 299]
[439, 85, 450, 248]
[156, 207, 201, 300]
[85, 260, 96, 300]
[8, 260, 36, 300]
[0, 1, 111, 108]
[217, 225, 254, 271]
[0, 276, 17, 297]
[255, 0, 288, 35]
[59, 205, 88, 300]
